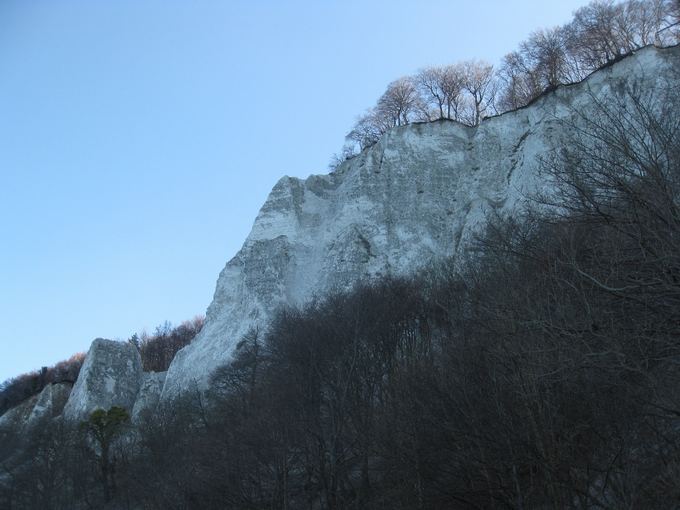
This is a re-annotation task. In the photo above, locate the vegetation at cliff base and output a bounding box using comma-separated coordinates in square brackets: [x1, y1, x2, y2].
[2, 74, 680, 508]
[1, 1, 680, 508]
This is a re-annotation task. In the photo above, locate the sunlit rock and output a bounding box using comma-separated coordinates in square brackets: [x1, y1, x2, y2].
[62, 338, 143, 422]
[26, 382, 72, 426]
[162, 45, 680, 401]
[131, 371, 166, 422]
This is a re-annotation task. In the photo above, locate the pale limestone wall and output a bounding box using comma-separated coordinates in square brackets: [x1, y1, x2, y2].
[62, 338, 143, 422]
[162, 45, 680, 401]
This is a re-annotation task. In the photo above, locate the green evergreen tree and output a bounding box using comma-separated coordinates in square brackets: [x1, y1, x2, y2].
[81, 406, 130, 502]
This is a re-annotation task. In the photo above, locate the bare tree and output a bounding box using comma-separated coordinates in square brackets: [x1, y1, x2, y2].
[620, 0, 679, 46]
[461, 60, 497, 125]
[416, 64, 465, 120]
[376, 76, 424, 127]
[497, 0, 679, 113]
[347, 77, 426, 151]
[328, 143, 358, 171]
[498, 50, 544, 111]
[346, 107, 391, 150]
[497, 27, 580, 112]
[135, 316, 204, 372]
[565, 0, 629, 69]
[520, 27, 580, 87]
[564, 0, 678, 72]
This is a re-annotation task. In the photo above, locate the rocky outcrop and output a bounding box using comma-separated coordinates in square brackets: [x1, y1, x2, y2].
[4, 46, 674, 416]
[161, 44, 680, 401]
[62, 338, 143, 422]
[0, 395, 38, 433]
[1, 343, 161, 430]
[26, 382, 72, 425]
[131, 372, 166, 422]
[0, 383, 72, 433]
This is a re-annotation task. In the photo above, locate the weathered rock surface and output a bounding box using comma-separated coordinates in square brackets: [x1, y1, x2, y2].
[26, 382, 72, 426]
[131, 371, 166, 422]
[0, 383, 71, 436]
[161, 44, 680, 400]
[4, 46, 676, 418]
[0, 395, 38, 432]
[62, 338, 143, 422]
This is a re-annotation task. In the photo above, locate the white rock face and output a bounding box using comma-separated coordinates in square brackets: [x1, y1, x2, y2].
[0, 383, 72, 433]
[131, 371, 166, 422]
[62, 338, 143, 422]
[161, 45, 680, 401]
[26, 382, 72, 426]
[0, 395, 38, 433]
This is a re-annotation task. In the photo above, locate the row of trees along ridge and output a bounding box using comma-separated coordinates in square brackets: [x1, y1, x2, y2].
[336, 0, 680, 158]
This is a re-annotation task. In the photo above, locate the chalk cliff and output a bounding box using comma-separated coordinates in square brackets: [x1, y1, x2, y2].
[160, 45, 680, 401]
[2, 45, 676, 421]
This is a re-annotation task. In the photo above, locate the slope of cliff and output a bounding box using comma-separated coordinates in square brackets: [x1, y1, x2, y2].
[0, 45, 677, 427]
[160, 44, 680, 400]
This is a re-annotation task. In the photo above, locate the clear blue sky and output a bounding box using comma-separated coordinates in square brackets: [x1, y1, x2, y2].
[0, 0, 590, 382]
